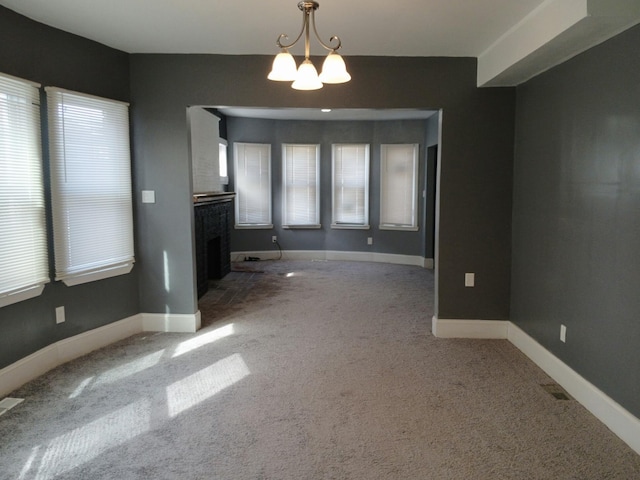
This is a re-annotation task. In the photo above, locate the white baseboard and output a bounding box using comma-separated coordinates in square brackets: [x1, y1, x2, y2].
[57, 314, 143, 364]
[232, 250, 429, 268]
[431, 317, 509, 339]
[431, 316, 640, 456]
[0, 310, 201, 397]
[507, 323, 640, 456]
[0, 314, 142, 398]
[0, 344, 60, 399]
[141, 311, 201, 333]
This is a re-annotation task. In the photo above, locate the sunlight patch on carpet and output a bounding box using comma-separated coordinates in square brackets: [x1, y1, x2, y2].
[68, 377, 94, 399]
[92, 350, 166, 389]
[17, 445, 40, 480]
[28, 399, 151, 480]
[166, 353, 250, 417]
[172, 324, 235, 358]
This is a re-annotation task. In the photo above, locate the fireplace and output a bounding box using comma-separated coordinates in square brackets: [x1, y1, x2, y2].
[194, 193, 234, 298]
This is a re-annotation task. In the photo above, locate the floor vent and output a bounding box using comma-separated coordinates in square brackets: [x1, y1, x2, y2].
[0, 397, 24, 416]
[541, 383, 571, 400]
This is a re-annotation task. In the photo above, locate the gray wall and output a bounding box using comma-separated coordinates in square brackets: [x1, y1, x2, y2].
[0, 7, 139, 369]
[129, 54, 515, 320]
[0, 5, 516, 369]
[512, 24, 640, 417]
[227, 117, 430, 257]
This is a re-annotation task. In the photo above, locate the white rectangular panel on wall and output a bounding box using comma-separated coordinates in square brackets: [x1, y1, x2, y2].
[189, 107, 221, 194]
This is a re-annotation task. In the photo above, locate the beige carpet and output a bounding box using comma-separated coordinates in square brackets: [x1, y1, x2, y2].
[1, 260, 639, 479]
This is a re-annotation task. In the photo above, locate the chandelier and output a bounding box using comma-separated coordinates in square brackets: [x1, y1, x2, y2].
[268, 1, 351, 90]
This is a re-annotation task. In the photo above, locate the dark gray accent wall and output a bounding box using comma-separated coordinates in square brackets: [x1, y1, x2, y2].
[227, 117, 429, 256]
[0, 7, 129, 101]
[0, 7, 138, 369]
[129, 54, 515, 320]
[512, 24, 640, 417]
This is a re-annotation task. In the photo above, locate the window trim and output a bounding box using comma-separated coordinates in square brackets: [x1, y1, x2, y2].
[46, 86, 135, 286]
[331, 143, 370, 230]
[233, 142, 273, 229]
[379, 143, 420, 232]
[0, 73, 49, 308]
[282, 143, 321, 229]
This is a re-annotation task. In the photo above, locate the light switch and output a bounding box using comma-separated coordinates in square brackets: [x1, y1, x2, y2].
[142, 190, 156, 204]
[55, 306, 65, 324]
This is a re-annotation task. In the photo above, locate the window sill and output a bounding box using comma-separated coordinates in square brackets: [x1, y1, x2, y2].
[234, 224, 274, 230]
[57, 262, 134, 287]
[0, 283, 47, 308]
[283, 224, 322, 229]
[379, 225, 419, 232]
[331, 224, 371, 230]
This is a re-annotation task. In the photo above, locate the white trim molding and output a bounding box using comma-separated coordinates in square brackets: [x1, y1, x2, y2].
[0, 314, 141, 397]
[141, 311, 201, 333]
[431, 316, 640, 456]
[507, 322, 640, 456]
[0, 311, 201, 397]
[56, 314, 142, 365]
[232, 249, 428, 268]
[431, 317, 509, 339]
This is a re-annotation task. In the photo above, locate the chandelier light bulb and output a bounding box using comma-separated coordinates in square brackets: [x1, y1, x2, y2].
[292, 60, 323, 90]
[268, 50, 298, 81]
[319, 52, 351, 84]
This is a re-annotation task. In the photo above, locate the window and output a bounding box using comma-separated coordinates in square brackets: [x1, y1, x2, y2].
[380, 144, 419, 231]
[0, 73, 49, 307]
[332, 144, 370, 229]
[234, 143, 272, 228]
[219, 140, 228, 185]
[282, 144, 320, 228]
[46, 87, 134, 286]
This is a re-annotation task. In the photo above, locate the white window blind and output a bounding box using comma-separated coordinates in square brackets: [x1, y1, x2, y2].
[0, 73, 49, 307]
[283, 144, 320, 228]
[46, 87, 134, 286]
[234, 143, 272, 228]
[332, 144, 370, 228]
[380, 144, 419, 230]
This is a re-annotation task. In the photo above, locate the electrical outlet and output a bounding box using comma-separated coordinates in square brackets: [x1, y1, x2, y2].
[465, 273, 475, 287]
[141, 190, 155, 204]
[272, 236, 277, 243]
[560, 324, 567, 343]
[55, 306, 65, 324]
[367, 237, 373, 245]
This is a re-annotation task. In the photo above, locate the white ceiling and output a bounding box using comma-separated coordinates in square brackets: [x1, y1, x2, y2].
[2, 0, 639, 87]
[0, 0, 547, 57]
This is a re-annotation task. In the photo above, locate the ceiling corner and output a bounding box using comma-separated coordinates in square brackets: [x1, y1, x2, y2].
[476, 0, 640, 87]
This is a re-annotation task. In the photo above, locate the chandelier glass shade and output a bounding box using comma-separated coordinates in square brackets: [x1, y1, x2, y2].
[268, 1, 351, 90]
